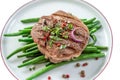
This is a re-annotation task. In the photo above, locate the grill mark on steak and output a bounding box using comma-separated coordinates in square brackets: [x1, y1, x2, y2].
[52, 10, 81, 22]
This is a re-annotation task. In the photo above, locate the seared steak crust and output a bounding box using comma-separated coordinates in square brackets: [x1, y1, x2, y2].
[31, 10, 89, 63]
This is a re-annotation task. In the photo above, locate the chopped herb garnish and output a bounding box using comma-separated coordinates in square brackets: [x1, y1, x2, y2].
[63, 35, 68, 39]
[63, 32, 69, 39]
[55, 27, 61, 36]
[42, 26, 50, 31]
[43, 21, 69, 47]
[60, 44, 67, 49]
[68, 23, 73, 30]
[50, 36, 62, 41]
[50, 24, 62, 36]
[51, 31, 55, 35]
[49, 40, 54, 47]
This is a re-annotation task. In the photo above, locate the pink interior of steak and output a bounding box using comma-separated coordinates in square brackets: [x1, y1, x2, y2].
[31, 10, 89, 63]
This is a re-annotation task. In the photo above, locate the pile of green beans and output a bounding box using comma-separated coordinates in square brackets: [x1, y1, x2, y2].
[4, 17, 108, 80]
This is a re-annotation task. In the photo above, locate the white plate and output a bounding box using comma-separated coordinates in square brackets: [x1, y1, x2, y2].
[1, 0, 113, 80]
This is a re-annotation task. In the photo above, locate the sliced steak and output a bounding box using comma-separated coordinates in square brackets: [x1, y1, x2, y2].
[31, 10, 89, 63]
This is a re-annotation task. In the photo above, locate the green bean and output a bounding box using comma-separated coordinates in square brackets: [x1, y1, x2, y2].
[19, 29, 31, 33]
[18, 38, 33, 42]
[23, 58, 48, 65]
[23, 58, 34, 63]
[87, 20, 100, 29]
[22, 34, 31, 38]
[22, 34, 30, 37]
[95, 46, 108, 50]
[84, 17, 96, 24]
[18, 55, 45, 68]
[90, 25, 102, 34]
[82, 50, 101, 53]
[4, 29, 31, 37]
[21, 18, 40, 23]
[84, 46, 97, 51]
[4, 32, 23, 36]
[7, 43, 37, 59]
[17, 49, 40, 58]
[26, 46, 38, 52]
[88, 34, 97, 46]
[34, 60, 48, 64]
[81, 19, 87, 22]
[83, 46, 101, 53]
[26, 53, 105, 80]
[28, 35, 32, 38]
[24, 26, 33, 29]
[25, 53, 41, 58]
[45, 62, 53, 67]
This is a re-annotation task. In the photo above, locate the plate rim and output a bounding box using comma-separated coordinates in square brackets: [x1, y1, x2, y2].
[0, 0, 113, 80]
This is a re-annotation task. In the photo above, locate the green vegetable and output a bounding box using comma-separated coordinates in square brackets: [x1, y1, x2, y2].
[23, 58, 47, 64]
[19, 29, 31, 33]
[17, 49, 40, 58]
[18, 55, 45, 68]
[28, 35, 32, 38]
[55, 27, 61, 36]
[59, 44, 67, 49]
[7, 43, 37, 59]
[95, 46, 108, 50]
[25, 54, 41, 58]
[51, 25, 61, 36]
[90, 25, 102, 34]
[33, 60, 48, 64]
[4, 32, 23, 36]
[26, 46, 38, 52]
[48, 40, 54, 47]
[26, 53, 105, 80]
[42, 26, 50, 32]
[50, 36, 62, 41]
[63, 35, 68, 39]
[22, 34, 30, 37]
[84, 17, 96, 24]
[63, 32, 69, 39]
[83, 46, 97, 52]
[4, 29, 31, 37]
[24, 26, 33, 29]
[23, 58, 34, 63]
[68, 23, 73, 30]
[18, 38, 33, 42]
[45, 62, 53, 67]
[81, 19, 87, 22]
[88, 34, 97, 46]
[21, 18, 40, 23]
[87, 20, 100, 29]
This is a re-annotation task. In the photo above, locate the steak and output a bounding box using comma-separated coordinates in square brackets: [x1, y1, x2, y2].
[31, 10, 89, 63]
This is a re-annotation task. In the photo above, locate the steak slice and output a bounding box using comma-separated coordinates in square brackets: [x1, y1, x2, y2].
[31, 10, 89, 63]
